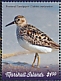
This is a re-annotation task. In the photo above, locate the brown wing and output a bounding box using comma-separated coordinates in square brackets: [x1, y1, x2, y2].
[20, 24, 59, 49]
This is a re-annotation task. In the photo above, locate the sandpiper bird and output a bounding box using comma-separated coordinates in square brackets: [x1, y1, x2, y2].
[5, 15, 59, 67]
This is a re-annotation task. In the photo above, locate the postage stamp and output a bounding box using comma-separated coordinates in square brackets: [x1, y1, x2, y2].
[2, 1, 60, 80]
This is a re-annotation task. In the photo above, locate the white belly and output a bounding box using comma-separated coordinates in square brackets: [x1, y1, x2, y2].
[18, 38, 52, 53]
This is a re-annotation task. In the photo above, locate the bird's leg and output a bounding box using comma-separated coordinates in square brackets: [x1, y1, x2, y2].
[32, 53, 38, 67]
[37, 54, 40, 67]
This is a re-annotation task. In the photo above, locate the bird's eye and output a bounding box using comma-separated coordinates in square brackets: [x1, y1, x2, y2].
[17, 19, 20, 21]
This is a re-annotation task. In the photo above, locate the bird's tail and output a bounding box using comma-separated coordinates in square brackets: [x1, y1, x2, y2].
[50, 42, 59, 49]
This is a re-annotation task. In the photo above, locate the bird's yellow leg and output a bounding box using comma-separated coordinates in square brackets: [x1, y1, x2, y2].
[37, 54, 40, 67]
[32, 53, 38, 67]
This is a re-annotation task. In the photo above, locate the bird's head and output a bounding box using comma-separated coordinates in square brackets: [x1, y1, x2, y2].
[5, 15, 27, 27]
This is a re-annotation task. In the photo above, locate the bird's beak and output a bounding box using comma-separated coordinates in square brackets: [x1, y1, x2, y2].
[5, 21, 15, 27]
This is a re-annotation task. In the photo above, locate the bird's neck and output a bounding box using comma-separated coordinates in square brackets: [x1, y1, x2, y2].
[17, 23, 27, 27]
[21, 23, 27, 27]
